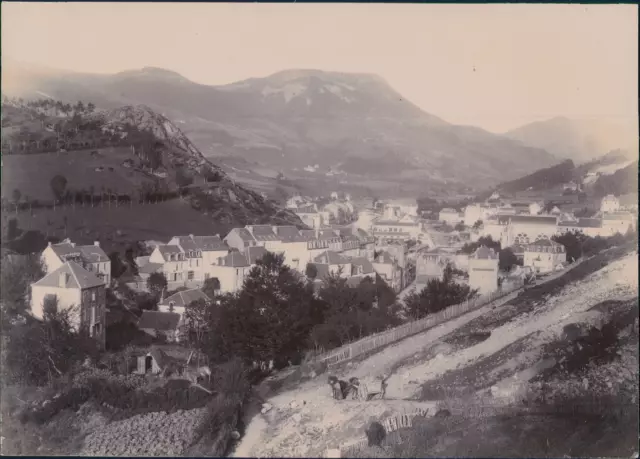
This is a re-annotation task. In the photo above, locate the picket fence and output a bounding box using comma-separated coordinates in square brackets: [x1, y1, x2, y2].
[317, 282, 524, 368]
[316, 257, 586, 368]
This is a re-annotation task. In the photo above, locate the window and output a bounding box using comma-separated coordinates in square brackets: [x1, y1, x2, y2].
[91, 291, 96, 302]
[188, 271, 194, 280]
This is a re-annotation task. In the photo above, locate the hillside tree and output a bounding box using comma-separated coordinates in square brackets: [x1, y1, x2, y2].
[202, 277, 221, 299]
[50, 174, 68, 203]
[498, 248, 520, 272]
[305, 263, 318, 280]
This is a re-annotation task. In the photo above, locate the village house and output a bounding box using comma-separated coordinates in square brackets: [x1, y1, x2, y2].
[372, 219, 422, 242]
[167, 234, 229, 281]
[468, 246, 499, 296]
[310, 251, 352, 279]
[349, 257, 375, 279]
[294, 204, 324, 228]
[208, 246, 268, 293]
[463, 204, 496, 227]
[523, 239, 567, 274]
[137, 311, 182, 343]
[157, 288, 211, 318]
[269, 225, 314, 271]
[224, 227, 258, 251]
[416, 249, 448, 284]
[488, 214, 559, 247]
[439, 208, 464, 226]
[372, 250, 402, 292]
[601, 212, 636, 236]
[600, 194, 620, 214]
[30, 261, 107, 348]
[41, 239, 112, 286]
[557, 218, 606, 238]
[563, 181, 580, 192]
[148, 245, 189, 285]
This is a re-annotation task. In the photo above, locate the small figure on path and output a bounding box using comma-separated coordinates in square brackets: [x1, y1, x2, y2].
[328, 375, 349, 400]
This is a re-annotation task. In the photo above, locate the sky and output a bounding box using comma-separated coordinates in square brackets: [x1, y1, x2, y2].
[2, 3, 638, 133]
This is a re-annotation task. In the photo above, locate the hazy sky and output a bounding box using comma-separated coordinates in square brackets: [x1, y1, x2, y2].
[2, 3, 637, 132]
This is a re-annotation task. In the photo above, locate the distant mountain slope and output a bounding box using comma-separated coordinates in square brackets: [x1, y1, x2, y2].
[0, 101, 303, 232]
[590, 160, 638, 198]
[3, 60, 559, 190]
[505, 116, 638, 163]
[494, 159, 577, 194]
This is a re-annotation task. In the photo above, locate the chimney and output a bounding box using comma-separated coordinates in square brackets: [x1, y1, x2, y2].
[189, 234, 194, 239]
[70, 242, 76, 248]
[48, 241, 52, 247]
[94, 241, 100, 247]
[59, 272, 68, 288]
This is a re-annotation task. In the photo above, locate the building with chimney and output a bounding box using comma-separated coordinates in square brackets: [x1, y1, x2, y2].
[523, 239, 567, 274]
[30, 261, 106, 348]
[468, 246, 499, 296]
[41, 239, 111, 285]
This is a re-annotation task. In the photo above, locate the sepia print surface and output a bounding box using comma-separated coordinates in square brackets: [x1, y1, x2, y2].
[1, 3, 638, 457]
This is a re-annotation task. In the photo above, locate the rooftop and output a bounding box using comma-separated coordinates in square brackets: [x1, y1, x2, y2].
[158, 288, 210, 309]
[219, 251, 250, 268]
[497, 215, 558, 225]
[313, 250, 349, 265]
[32, 261, 105, 290]
[248, 225, 279, 241]
[227, 227, 256, 242]
[138, 311, 181, 331]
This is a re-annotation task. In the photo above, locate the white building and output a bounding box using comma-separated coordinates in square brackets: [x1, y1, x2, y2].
[463, 204, 494, 227]
[557, 218, 606, 238]
[372, 219, 422, 242]
[41, 239, 111, 286]
[600, 195, 620, 214]
[601, 212, 636, 236]
[468, 246, 499, 296]
[167, 235, 229, 281]
[439, 208, 463, 226]
[208, 246, 268, 293]
[524, 239, 567, 274]
[491, 214, 559, 247]
[310, 251, 352, 279]
[148, 245, 189, 284]
[30, 261, 106, 347]
[294, 204, 324, 229]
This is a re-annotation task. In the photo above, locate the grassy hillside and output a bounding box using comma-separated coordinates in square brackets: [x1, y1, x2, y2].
[495, 159, 576, 194]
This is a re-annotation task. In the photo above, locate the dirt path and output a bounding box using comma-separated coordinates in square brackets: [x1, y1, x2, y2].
[234, 249, 637, 457]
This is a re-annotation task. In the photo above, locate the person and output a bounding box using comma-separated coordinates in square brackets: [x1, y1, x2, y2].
[328, 375, 348, 400]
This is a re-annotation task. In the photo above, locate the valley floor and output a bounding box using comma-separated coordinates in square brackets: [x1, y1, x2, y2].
[234, 244, 639, 458]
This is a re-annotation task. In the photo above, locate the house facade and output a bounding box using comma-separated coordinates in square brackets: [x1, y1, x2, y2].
[600, 195, 620, 214]
[495, 215, 559, 247]
[30, 261, 106, 348]
[167, 234, 229, 281]
[149, 245, 188, 284]
[523, 239, 567, 274]
[468, 246, 499, 296]
[372, 220, 421, 241]
[41, 240, 111, 286]
[372, 250, 402, 292]
[439, 208, 464, 226]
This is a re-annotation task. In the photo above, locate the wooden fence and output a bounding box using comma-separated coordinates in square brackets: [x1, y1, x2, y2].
[316, 258, 586, 368]
[317, 283, 523, 368]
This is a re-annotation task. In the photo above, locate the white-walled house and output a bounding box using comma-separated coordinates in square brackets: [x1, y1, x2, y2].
[269, 226, 314, 271]
[149, 245, 188, 283]
[468, 246, 499, 296]
[157, 288, 211, 316]
[523, 239, 567, 274]
[208, 246, 268, 293]
[372, 250, 402, 292]
[41, 239, 111, 285]
[294, 205, 324, 229]
[493, 215, 559, 247]
[372, 219, 421, 241]
[167, 234, 229, 280]
[224, 227, 258, 251]
[600, 195, 620, 214]
[30, 261, 106, 348]
[557, 218, 606, 238]
[439, 208, 464, 226]
[601, 212, 636, 236]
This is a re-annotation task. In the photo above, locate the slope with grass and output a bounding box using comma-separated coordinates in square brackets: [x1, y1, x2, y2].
[235, 242, 638, 457]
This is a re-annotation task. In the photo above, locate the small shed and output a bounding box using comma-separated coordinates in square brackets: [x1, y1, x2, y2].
[135, 347, 172, 375]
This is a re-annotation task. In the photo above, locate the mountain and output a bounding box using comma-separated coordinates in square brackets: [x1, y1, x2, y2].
[505, 116, 638, 163]
[3, 60, 559, 192]
[0, 101, 303, 248]
[494, 159, 577, 194]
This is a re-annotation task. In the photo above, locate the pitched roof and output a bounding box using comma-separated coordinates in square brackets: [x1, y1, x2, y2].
[138, 311, 181, 331]
[525, 239, 565, 252]
[138, 262, 163, 274]
[77, 245, 109, 263]
[374, 250, 395, 264]
[245, 246, 268, 264]
[311, 263, 331, 279]
[273, 225, 305, 242]
[295, 205, 317, 214]
[147, 347, 172, 369]
[350, 257, 374, 275]
[32, 261, 105, 289]
[298, 229, 318, 241]
[226, 227, 255, 242]
[471, 246, 499, 260]
[192, 235, 228, 251]
[497, 215, 558, 225]
[248, 225, 279, 241]
[157, 245, 183, 259]
[374, 220, 419, 227]
[313, 251, 349, 265]
[317, 229, 340, 241]
[219, 251, 249, 267]
[158, 288, 210, 309]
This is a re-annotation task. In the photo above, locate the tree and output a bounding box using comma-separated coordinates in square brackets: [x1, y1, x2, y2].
[498, 248, 519, 272]
[305, 263, 318, 280]
[472, 220, 483, 230]
[454, 222, 466, 232]
[460, 235, 501, 254]
[184, 298, 211, 358]
[405, 264, 478, 320]
[202, 277, 221, 299]
[202, 252, 320, 369]
[12, 188, 21, 214]
[87, 102, 96, 113]
[146, 272, 168, 298]
[0, 254, 46, 324]
[50, 174, 68, 202]
[109, 251, 126, 279]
